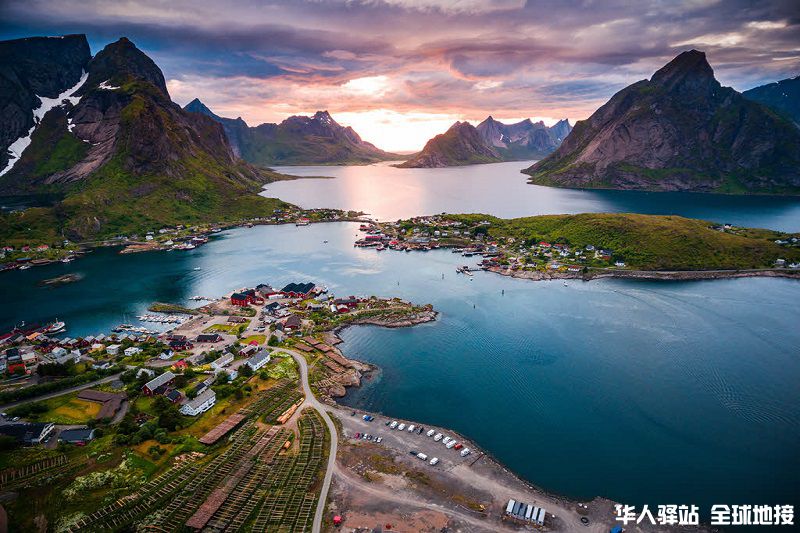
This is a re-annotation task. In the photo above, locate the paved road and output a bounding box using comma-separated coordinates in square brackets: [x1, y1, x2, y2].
[0, 373, 122, 411]
[286, 349, 338, 533]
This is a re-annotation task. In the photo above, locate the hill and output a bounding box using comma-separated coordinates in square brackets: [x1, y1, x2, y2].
[184, 100, 397, 165]
[446, 213, 800, 271]
[743, 75, 800, 127]
[524, 50, 800, 194]
[397, 121, 501, 168]
[0, 35, 291, 242]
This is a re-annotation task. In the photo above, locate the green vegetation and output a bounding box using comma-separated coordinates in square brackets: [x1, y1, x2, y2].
[449, 213, 800, 270]
[148, 302, 199, 315]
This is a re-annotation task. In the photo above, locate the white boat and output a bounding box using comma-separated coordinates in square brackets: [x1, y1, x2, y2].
[563, 281, 568, 286]
[61, 258, 73, 263]
[19, 264, 31, 270]
[44, 320, 66, 334]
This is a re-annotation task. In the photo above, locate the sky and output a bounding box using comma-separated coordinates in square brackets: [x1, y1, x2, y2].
[1, 0, 799, 152]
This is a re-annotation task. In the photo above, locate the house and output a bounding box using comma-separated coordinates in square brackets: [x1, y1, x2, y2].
[246, 349, 271, 371]
[142, 371, 176, 395]
[333, 297, 359, 309]
[0, 422, 55, 445]
[282, 315, 301, 331]
[280, 282, 316, 298]
[169, 339, 193, 351]
[172, 359, 188, 371]
[165, 389, 182, 403]
[256, 283, 278, 298]
[51, 346, 67, 359]
[180, 389, 216, 416]
[230, 292, 252, 307]
[124, 347, 142, 357]
[59, 427, 96, 444]
[196, 333, 222, 343]
[239, 345, 259, 358]
[211, 352, 234, 371]
[136, 367, 155, 379]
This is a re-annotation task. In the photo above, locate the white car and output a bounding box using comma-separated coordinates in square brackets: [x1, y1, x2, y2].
[417, 453, 428, 461]
[407, 424, 415, 432]
[442, 436, 452, 445]
[433, 433, 443, 441]
[389, 421, 398, 429]
[398, 423, 406, 431]
[426, 429, 436, 437]
[429, 457, 440, 465]
[446, 440, 456, 449]
[460, 448, 471, 457]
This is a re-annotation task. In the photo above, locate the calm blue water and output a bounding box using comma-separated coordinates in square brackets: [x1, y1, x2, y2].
[266, 161, 800, 231]
[1, 222, 798, 516]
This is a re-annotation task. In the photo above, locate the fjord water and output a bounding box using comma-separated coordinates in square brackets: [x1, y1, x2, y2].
[266, 161, 800, 231]
[1, 222, 798, 515]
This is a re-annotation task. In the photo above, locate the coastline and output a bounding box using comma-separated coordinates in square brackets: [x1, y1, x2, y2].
[486, 265, 800, 282]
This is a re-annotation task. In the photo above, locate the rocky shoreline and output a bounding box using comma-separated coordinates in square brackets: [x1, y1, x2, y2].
[487, 265, 800, 282]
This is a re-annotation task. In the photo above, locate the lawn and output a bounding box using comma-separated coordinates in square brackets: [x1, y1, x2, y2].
[19, 394, 101, 424]
[241, 334, 266, 345]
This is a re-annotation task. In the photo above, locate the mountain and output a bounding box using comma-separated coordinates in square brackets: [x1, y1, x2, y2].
[397, 121, 502, 168]
[475, 116, 572, 160]
[399, 117, 571, 168]
[743, 75, 800, 127]
[184, 100, 396, 165]
[0, 35, 287, 241]
[524, 50, 800, 194]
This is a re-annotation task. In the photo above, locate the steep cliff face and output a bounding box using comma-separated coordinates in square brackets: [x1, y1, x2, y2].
[743, 75, 800, 127]
[525, 50, 800, 194]
[0, 35, 91, 172]
[397, 121, 502, 168]
[184, 102, 396, 165]
[0, 35, 286, 241]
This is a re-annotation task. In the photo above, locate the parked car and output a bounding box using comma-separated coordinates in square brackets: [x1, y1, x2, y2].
[454, 443, 463, 450]
[376, 437, 383, 443]
[446, 440, 456, 449]
[355, 433, 361, 439]
[417, 426, 424, 434]
[460, 448, 471, 457]
[433, 433, 443, 441]
[442, 436, 452, 445]
[409, 450, 418, 456]
[385, 420, 391, 426]
[426, 429, 436, 437]
[398, 423, 406, 431]
[407, 424, 415, 432]
[430, 457, 440, 465]
[389, 421, 398, 429]
[417, 453, 428, 461]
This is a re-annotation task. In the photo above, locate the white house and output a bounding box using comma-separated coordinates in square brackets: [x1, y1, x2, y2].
[211, 352, 234, 371]
[246, 349, 271, 371]
[106, 344, 122, 356]
[180, 389, 216, 416]
[124, 347, 142, 357]
[51, 346, 67, 358]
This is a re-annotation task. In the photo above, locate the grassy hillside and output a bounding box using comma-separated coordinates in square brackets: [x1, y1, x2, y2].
[448, 213, 800, 270]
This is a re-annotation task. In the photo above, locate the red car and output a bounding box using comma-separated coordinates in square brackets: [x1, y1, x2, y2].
[354, 433, 361, 439]
[454, 443, 463, 450]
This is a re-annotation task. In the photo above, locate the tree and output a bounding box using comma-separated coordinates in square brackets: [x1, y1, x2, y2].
[239, 364, 253, 378]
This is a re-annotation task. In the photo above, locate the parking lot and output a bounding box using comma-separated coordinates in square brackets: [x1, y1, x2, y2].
[336, 408, 481, 473]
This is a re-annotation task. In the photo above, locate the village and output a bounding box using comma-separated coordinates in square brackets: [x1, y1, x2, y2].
[354, 215, 800, 279]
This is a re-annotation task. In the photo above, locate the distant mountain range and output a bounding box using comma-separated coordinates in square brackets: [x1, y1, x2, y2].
[0, 35, 287, 241]
[184, 99, 396, 166]
[743, 75, 800, 127]
[398, 117, 571, 168]
[525, 50, 800, 194]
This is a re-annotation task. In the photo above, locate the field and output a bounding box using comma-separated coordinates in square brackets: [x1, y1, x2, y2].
[11, 394, 101, 424]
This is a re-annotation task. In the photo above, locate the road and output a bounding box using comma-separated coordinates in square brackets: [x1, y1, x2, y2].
[286, 349, 338, 533]
[0, 372, 122, 411]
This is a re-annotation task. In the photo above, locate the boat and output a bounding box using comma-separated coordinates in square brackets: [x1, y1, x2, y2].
[44, 320, 66, 334]
[61, 257, 73, 263]
[19, 264, 31, 270]
[376, 245, 385, 251]
[193, 267, 201, 271]
[563, 281, 568, 286]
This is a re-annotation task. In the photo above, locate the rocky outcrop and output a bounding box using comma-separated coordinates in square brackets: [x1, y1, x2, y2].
[398, 121, 502, 167]
[184, 101, 396, 165]
[524, 50, 800, 194]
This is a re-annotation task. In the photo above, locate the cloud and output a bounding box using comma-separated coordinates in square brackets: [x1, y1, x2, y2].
[2, 0, 798, 151]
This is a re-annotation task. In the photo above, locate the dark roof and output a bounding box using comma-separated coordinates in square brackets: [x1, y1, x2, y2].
[0, 422, 52, 443]
[284, 315, 301, 328]
[59, 428, 95, 442]
[280, 282, 315, 294]
[196, 333, 221, 342]
[165, 389, 182, 402]
[231, 292, 248, 300]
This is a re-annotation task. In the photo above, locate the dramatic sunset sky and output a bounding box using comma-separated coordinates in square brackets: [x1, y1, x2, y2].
[2, 0, 799, 151]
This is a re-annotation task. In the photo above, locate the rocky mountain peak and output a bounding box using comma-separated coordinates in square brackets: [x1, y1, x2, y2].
[651, 49, 718, 96]
[82, 37, 168, 96]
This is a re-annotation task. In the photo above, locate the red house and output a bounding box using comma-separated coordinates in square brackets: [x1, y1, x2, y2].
[231, 289, 262, 307]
